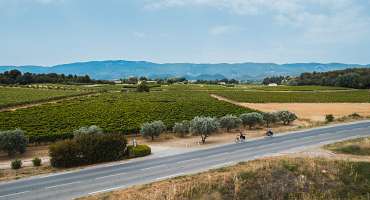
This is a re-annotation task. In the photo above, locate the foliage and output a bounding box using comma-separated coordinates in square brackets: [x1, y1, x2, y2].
[325, 114, 335, 122]
[239, 112, 264, 129]
[190, 116, 219, 144]
[137, 81, 150, 92]
[0, 91, 249, 143]
[0, 129, 28, 156]
[262, 76, 290, 85]
[277, 111, 298, 125]
[11, 159, 22, 170]
[127, 144, 151, 158]
[348, 112, 362, 118]
[73, 125, 103, 138]
[262, 112, 279, 127]
[218, 114, 242, 132]
[293, 68, 370, 89]
[0, 70, 109, 85]
[173, 120, 190, 137]
[49, 133, 127, 168]
[32, 157, 42, 167]
[141, 121, 166, 140]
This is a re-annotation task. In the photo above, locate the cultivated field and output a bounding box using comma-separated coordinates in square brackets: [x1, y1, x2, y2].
[0, 91, 249, 143]
[0, 86, 90, 109]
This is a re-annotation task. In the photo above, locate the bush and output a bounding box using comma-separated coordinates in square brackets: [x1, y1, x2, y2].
[141, 121, 166, 140]
[277, 111, 298, 125]
[137, 81, 150, 92]
[0, 129, 29, 156]
[11, 159, 22, 170]
[219, 114, 242, 132]
[262, 112, 279, 127]
[49, 134, 127, 168]
[349, 113, 361, 118]
[325, 114, 335, 123]
[240, 112, 264, 129]
[190, 116, 219, 144]
[32, 157, 42, 167]
[73, 125, 103, 138]
[173, 120, 190, 137]
[127, 145, 151, 158]
[49, 140, 82, 168]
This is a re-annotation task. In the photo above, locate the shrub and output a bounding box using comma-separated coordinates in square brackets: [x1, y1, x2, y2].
[49, 140, 82, 168]
[73, 125, 103, 138]
[349, 113, 361, 118]
[11, 159, 22, 170]
[277, 111, 298, 125]
[49, 134, 127, 168]
[141, 121, 166, 140]
[325, 114, 335, 123]
[137, 81, 150, 92]
[262, 112, 279, 127]
[0, 129, 29, 156]
[240, 112, 264, 129]
[127, 144, 151, 158]
[173, 120, 190, 137]
[32, 157, 42, 167]
[190, 116, 219, 144]
[219, 114, 242, 132]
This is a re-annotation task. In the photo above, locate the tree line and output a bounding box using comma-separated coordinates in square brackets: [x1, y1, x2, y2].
[0, 69, 110, 85]
[262, 68, 370, 89]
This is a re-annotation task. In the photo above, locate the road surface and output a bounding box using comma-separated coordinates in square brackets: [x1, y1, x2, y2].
[1, 120, 370, 200]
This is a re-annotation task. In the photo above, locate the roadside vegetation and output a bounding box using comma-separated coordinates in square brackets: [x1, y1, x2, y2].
[325, 137, 370, 156]
[79, 157, 370, 200]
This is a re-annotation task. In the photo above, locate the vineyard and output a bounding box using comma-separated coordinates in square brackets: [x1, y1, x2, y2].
[0, 86, 92, 109]
[0, 91, 250, 143]
[212, 90, 370, 103]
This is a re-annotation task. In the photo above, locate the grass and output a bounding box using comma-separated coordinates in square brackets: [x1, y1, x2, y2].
[325, 137, 370, 156]
[213, 90, 370, 103]
[78, 157, 370, 200]
[0, 86, 91, 109]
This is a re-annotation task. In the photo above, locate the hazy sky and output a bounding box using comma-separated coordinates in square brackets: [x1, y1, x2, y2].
[1, 0, 370, 66]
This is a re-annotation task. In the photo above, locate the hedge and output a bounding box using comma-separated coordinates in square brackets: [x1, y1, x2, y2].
[127, 145, 151, 158]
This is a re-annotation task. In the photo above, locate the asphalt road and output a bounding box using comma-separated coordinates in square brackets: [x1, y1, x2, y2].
[1, 120, 370, 200]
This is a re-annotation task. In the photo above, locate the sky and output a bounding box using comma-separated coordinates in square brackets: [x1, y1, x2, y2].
[1, 0, 370, 66]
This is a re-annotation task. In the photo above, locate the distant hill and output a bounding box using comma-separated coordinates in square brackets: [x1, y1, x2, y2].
[1, 60, 369, 80]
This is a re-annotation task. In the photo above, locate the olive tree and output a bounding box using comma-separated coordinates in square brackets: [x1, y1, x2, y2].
[141, 121, 166, 140]
[277, 111, 298, 125]
[73, 125, 103, 138]
[0, 129, 29, 156]
[219, 114, 242, 132]
[190, 116, 219, 144]
[173, 120, 190, 137]
[240, 112, 264, 129]
[262, 112, 279, 127]
[137, 81, 150, 92]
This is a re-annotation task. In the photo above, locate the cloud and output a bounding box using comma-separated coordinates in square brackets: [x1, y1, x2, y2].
[209, 25, 240, 36]
[145, 0, 370, 43]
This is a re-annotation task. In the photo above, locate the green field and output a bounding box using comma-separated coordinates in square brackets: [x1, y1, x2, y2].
[213, 90, 370, 103]
[0, 87, 91, 109]
[248, 85, 350, 91]
[0, 91, 250, 143]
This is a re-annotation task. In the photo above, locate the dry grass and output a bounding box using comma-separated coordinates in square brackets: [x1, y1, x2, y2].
[79, 157, 370, 200]
[0, 165, 57, 182]
[325, 137, 370, 156]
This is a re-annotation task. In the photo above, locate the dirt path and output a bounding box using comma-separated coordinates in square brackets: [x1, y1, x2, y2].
[211, 94, 370, 121]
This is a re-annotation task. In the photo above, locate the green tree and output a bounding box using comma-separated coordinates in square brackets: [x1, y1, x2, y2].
[141, 121, 166, 140]
[173, 120, 190, 137]
[0, 129, 28, 156]
[137, 81, 150, 92]
[277, 111, 298, 125]
[219, 114, 242, 132]
[190, 116, 219, 144]
[240, 112, 264, 129]
[262, 112, 279, 127]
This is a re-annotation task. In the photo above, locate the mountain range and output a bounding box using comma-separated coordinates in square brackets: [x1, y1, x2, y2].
[1, 60, 369, 81]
